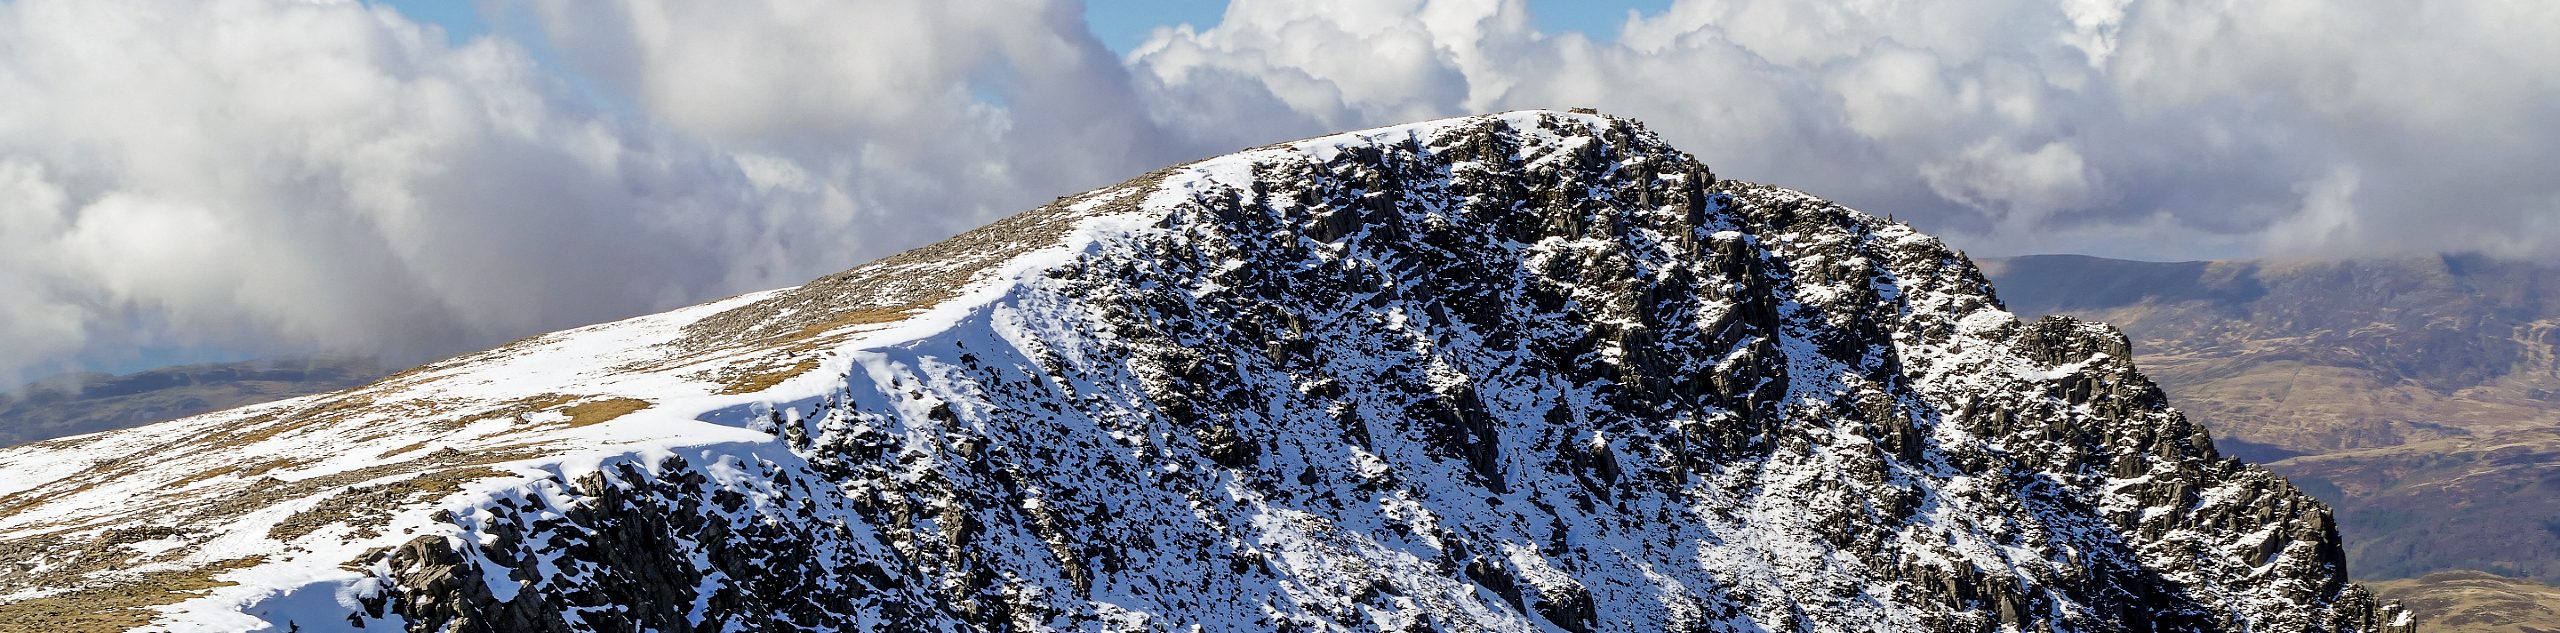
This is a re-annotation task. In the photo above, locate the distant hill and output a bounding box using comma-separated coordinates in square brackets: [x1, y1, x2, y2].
[2368, 571, 2560, 633]
[1986, 253, 2560, 455]
[1986, 253, 2560, 631]
[0, 358, 387, 446]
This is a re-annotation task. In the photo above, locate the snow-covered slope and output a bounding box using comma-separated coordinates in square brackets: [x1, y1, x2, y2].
[0, 111, 2409, 632]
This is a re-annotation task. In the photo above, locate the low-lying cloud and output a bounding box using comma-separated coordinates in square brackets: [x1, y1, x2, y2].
[0, 0, 2551, 384]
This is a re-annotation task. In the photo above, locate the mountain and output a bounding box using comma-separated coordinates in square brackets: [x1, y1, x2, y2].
[0, 112, 2403, 631]
[0, 358, 387, 447]
[1985, 253, 2560, 630]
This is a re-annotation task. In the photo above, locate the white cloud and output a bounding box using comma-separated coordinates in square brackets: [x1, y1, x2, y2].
[1126, 0, 2560, 263]
[0, 160, 85, 371]
[1128, 0, 1525, 142]
[2259, 167, 2363, 257]
[1922, 139, 2097, 228]
[1, 0, 2554, 383]
[0, 0, 1208, 384]
[509, 0, 1196, 249]
[0, 0, 780, 382]
[2058, 0, 2134, 66]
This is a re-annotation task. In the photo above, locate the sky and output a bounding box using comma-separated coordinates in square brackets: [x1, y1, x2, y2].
[0, 0, 2552, 386]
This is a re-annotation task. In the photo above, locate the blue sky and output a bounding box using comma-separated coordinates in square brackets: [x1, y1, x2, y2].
[370, 0, 489, 41]
[1082, 0, 1231, 52]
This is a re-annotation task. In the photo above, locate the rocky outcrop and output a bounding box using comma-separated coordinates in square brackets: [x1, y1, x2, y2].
[358, 453, 955, 633]
[0, 111, 2404, 632]
[329, 112, 2407, 631]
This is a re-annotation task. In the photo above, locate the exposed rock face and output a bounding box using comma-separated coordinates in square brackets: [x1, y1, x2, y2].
[0, 111, 2405, 631]
[368, 455, 954, 632]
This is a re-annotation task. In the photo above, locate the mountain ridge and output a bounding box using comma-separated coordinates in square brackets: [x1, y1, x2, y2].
[0, 358, 386, 448]
[0, 111, 2403, 631]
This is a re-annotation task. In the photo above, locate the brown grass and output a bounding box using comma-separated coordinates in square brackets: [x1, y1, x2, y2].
[245, 396, 373, 442]
[792, 305, 923, 340]
[0, 557, 262, 632]
[163, 447, 543, 549]
[163, 458, 305, 490]
[2368, 570, 2560, 633]
[692, 304, 919, 395]
[124, 393, 387, 465]
[375, 439, 437, 460]
[0, 456, 150, 521]
[561, 398, 650, 427]
[163, 466, 237, 491]
[0, 408, 340, 520]
[464, 393, 578, 426]
[238, 458, 305, 478]
[458, 393, 648, 427]
[713, 357, 822, 396]
[446, 392, 651, 430]
[673, 164, 1177, 353]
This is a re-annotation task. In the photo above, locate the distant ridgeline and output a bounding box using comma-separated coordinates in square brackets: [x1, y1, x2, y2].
[0, 358, 385, 446]
[1987, 253, 2560, 628]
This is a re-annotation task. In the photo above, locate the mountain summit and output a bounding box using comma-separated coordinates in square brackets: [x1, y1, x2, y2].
[0, 111, 2405, 631]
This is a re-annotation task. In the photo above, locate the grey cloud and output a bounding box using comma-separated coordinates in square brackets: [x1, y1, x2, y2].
[2, 0, 2553, 384]
[0, 0, 1209, 384]
[509, 0, 1196, 252]
[1129, 0, 2560, 261]
[0, 0, 777, 383]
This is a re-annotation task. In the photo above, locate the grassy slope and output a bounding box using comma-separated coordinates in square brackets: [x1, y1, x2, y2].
[2369, 571, 2560, 633]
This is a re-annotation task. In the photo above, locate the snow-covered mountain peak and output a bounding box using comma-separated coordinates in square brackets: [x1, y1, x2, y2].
[0, 110, 2408, 631]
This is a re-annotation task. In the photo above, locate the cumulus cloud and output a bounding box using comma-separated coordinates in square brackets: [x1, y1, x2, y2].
[1130, 0, 2560, 261]
[0, 0, 1222, 386]
[0, 0, 922, 383]
[1, 0, 2554, 384]
[505, 0, 1194, 251]
[1921, 140, 2097, 229]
